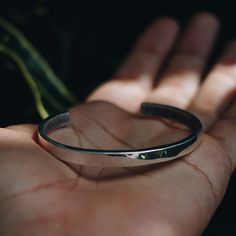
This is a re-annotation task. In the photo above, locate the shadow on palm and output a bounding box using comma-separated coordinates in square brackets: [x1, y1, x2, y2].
[45, 101, 189, 178]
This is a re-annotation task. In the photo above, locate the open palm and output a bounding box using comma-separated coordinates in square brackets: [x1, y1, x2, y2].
[1, 13, 236, 236]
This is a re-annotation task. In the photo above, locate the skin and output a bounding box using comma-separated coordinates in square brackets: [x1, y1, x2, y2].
[0, 12, 236, 235]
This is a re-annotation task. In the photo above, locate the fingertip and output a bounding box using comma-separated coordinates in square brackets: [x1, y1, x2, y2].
[192, 11, 220, 29]
[151, 17, 179, 34]
[135, 17, 179, 53]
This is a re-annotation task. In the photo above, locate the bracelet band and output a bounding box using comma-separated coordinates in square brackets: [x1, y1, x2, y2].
[38, 103, 203, 167]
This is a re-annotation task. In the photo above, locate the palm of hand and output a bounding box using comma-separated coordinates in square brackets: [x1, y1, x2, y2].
[0, 103, 231, 236]
[1, 13, 236, 236]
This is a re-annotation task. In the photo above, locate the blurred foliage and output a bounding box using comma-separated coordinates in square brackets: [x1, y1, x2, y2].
[0, 0, 79, 82]
[0, 0, 134, 123]
[0, 17, 77, 118]
[0, 0, 81, 121]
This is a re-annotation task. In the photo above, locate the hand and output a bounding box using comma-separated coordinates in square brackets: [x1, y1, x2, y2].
[0, 12, 235, 235]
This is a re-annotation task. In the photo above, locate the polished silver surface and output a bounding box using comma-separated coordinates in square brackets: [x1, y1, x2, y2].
[38, 103, 203, 167]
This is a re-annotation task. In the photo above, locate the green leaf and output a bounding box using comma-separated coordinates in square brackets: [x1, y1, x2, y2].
[0, 18, 77, 118]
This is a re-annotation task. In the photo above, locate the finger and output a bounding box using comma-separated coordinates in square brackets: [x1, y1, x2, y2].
[0, 127, 77, 202]
[146, 12, 219, 108]
[6, 124, 38, 140]
[88, 18, 179, 112]
[189, 41, 236, 130]
[204, 43, 236, 169]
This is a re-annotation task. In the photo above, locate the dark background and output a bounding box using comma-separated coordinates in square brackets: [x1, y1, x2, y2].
[0, 0, 235, 234]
